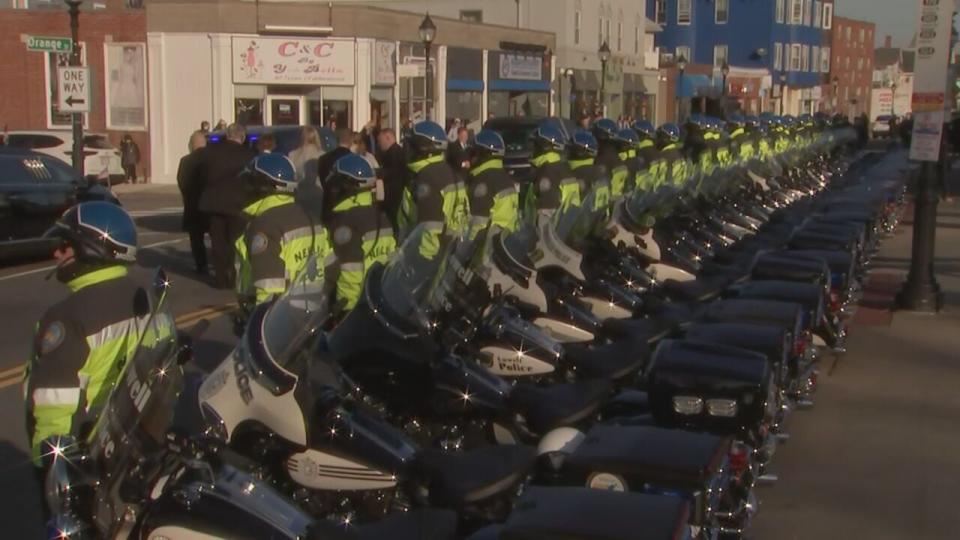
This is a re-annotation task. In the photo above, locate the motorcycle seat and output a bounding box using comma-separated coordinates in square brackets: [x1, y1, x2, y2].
[684, 322, 790, 363]
[497, 486, 690, 540]
[752, 254, 829, 284]
[697, 299, 804, 335]
[510, 379, 611, 434]
[661, 277, 729, 303]
[600, 316, 675, 343]
[351, 508, 460, 540]
[564, 338, 648, 382]
[416, 444, 537, 507]
[565, 424, 730, 490]
[727, 280, 824, 318]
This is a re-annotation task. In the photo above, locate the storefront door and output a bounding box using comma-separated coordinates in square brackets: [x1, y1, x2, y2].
[266, 95, 305, 126]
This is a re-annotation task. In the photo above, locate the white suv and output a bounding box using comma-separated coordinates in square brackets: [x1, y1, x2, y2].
[4, 131, 124, 184]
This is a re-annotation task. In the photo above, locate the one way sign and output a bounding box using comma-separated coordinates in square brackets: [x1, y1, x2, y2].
[57, 67, 91, 114]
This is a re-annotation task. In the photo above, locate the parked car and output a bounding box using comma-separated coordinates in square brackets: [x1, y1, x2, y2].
[0, 147, 118, 260]
[871, 115, 894, 139]
[482, 117, 578, 183]
[4, 131, 125, 184]
[206, 125, 336, 156]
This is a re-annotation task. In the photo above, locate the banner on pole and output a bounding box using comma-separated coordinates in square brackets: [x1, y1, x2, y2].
[909, 0, 954, 161]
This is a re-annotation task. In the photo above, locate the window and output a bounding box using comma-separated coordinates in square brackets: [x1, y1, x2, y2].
[776, 0, 785, 23]
[857, 58, 864, 70]
[617, 21, 622, 51]
[655, 0, 666, 25]
[676, 46, 691, 63]
[790, 0, 803, 24]
[605, 19, 611, 43]
[859, 28, 865, 43]
[716, 0, 729, 23]
[845, 26, 851, 41]
[459, 10, 482, 23]
[790, 44, 801, 71]
[813, 1, 821, 28]
[714, 44, 728, 67]
[574, 10, 581, 44]
[678, 0, 691, 24]
[774, 42, 783, 70]
[635, 26, 640, 54]
[801, 45, 809, 71]
[822, 2, 833, 29]
[803, 0, 811, 25]
[845, 56, 850, 69]
[599, 17, 604, 47]
[812, 45, 820, 72]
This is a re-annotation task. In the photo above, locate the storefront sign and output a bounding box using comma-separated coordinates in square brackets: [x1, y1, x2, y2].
[811, 86, 822, 100]
[232, 37, 355, 85]
[373, 41, 396, 86]
[498, 54, 542, 81]
[910, 0, 953, 161]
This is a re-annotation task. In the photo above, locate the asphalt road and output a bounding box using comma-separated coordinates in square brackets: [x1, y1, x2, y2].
[0, 186, 237, 538]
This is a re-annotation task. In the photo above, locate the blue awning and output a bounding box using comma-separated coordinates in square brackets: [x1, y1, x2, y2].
[489, 79, 551, 92]
[447, 79, 484, 91]
[677, 74, 716, 98]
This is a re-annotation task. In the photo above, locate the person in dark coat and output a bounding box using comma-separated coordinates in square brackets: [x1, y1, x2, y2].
[308, 129, 354, 223]
[376, 128, 411, 233]
[197, 123, 257, 289]
[446, 127, 471, 177]
[120, 134, 141, 184]
[177, 130, 209, 275]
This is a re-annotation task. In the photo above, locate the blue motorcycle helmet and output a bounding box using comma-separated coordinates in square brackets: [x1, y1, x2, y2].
[250, 153, 299, 193]
[656, 123, 681, 146]
[327, 154, 377, 189]
[568, 130, 599, 160]
[44, 201, 137, 282]
[615, 128, 639, 151]
[473, 130, 506, 158]
[531, 122, 567, 156]
[632, 120, 656, 140]
[591, 118, 619, 142]
[408, 121, 448, 160]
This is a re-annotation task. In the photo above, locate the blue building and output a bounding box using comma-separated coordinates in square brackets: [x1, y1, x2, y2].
[648, 0, 833, 116]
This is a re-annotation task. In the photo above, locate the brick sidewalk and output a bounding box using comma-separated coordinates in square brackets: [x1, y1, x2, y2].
[751, 155, 960, 539]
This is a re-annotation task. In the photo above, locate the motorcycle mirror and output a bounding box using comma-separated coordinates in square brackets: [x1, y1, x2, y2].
[152, 268, 171, 308]
[177, 319, 211, 366]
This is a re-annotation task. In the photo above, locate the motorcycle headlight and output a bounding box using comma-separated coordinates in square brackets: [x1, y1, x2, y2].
[672, 396, 704, 415]
[706, 398, 738, 418]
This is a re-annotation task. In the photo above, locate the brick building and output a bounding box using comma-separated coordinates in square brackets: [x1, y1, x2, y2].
[0, 0, 149, 177]
[830, 16, 875, 119]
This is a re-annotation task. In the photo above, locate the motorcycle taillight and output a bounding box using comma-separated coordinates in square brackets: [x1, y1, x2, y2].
[793, 332, 809, 358]
[728, 442, 750, 477]
[829, 290, 842, 313]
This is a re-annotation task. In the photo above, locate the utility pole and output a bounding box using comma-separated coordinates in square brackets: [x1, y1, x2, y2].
[66, 0, 83, 174]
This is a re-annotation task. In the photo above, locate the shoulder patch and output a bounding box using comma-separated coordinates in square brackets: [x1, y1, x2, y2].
[472, 182, 488, 199]
[538, 177, 553, 193]
[333, 225, 353, 246]
[415, 183, 431, 199]
[40, 321, 66, 354]
[250, 232, 269, 255]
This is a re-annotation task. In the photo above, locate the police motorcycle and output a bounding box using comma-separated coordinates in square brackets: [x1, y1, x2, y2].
[199, 240, 549, 530]
[41, 269, 463, 540]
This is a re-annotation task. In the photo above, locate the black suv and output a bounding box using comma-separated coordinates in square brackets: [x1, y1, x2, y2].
[482, 117, 578, 183]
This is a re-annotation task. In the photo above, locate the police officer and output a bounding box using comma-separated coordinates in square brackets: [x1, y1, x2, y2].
[632, 120, 660, 194]
[656, 123, 693, 192]
[592, 118, 630, 200]
[235, 154, 333, 323]
[467, 130, 519, 236]
[399, 121, 470, 256]
[567, 130, 610, 210]
[324, 154, 397, 312]
[615, 128, 641, 197]
[526, 123, 579, 223]
[24, 202, 144, 468]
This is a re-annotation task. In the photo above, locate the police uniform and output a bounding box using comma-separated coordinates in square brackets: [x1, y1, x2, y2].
[24, 266, 146, 461]
[527, 151, 580, 217]
[400, 154, 470, 257]
[569, 157, 612, 213]
[467, 157, 519, 234]
[634, 138, 661, 193]
[328, 191, 397, 311]
[236, 193, 334, 307]
[596, 145, 630, 200]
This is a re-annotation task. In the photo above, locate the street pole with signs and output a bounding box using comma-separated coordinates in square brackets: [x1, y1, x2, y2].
[419, 14, 436, 121]
[599, 42, 610, 118]
[65, 0, 83, 174]
[899, 0, 953, 312]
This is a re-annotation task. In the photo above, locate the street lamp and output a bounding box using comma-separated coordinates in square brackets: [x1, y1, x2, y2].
[676, 54, 687, 122]
[560, 68, 575, 120]
[418, 13, 437, 120]
[65, 0, 84, 173]
[599, 42, 611, 117]
[832, 76, 839, 113]
[721, 62, 730, 119]
[889, 80, 898, 117]
[778, 73, 787, 115]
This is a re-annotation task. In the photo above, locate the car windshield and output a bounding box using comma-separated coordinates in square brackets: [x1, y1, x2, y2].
[490, 124, 537, 153]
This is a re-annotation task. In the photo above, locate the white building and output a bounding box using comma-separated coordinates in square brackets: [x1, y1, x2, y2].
[370, 0, 662, 121]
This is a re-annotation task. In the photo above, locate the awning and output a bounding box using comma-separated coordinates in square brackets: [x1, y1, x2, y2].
[678, 74, 719, 99]
[447, 79, 484, 91]
[623, 73, 647, 93]
[489, 79, 550, 92]
[573, 69, 601, 92]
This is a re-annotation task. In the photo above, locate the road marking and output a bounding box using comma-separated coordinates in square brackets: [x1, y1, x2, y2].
[0, 301, 235, 390]
[0, 238, 184, 282]
[128, 207, 183, 218]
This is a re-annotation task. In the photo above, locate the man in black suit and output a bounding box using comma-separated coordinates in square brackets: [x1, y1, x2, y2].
[446, 127, 471, 179]
[376, 128, 410, 233]
[197, 123, 257, 289]
[177, 130, 209, 275]
[310, 129, 353, 223]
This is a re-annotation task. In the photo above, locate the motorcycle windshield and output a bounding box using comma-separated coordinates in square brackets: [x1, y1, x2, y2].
[379, 224, 462, 331]
[553, 187, 608, 250]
